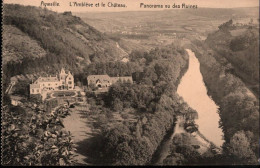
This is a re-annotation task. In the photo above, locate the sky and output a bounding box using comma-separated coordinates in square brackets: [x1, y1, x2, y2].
[3, 0, 259, 13]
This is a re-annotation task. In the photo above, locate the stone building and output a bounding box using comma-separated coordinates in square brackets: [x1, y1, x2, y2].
[30, 68, 74, 95]
[87, 74, 133, 89]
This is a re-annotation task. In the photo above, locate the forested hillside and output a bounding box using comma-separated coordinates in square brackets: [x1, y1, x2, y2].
[191, 37, 259, 165]
[3, 4, 126, 89]
[205, 19, 259, 96]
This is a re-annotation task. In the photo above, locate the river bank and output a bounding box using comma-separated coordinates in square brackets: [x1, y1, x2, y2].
[177, 49, 224, 147]
[150, 48, 224, 165]
[190, 43, 259, 164]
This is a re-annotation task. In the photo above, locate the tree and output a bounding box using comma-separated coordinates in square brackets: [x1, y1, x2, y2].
[228, 131, 257, 164]
[115, 142, 135, 165]
[163, 153, 184, 165]
[13, 80, 30, 97]
[112, 98, 123, 111]
[3, 94, 11, 105]
[218, 19, 233, 31]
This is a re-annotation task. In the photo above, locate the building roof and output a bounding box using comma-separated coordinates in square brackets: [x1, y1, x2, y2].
[30, 84, 41, 89]
[119, 76, 133, 82]
[88, 75, 133, 85]
[60, 67, 73, 76]
[35, 76, 59, 83]
[10, 95, 23, 101]
[60, 68, 66, 74]
[111, 76, 133, 83]
[87, 75, 111, 83]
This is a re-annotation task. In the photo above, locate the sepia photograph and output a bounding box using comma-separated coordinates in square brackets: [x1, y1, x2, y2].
[1, 0, 259, 166]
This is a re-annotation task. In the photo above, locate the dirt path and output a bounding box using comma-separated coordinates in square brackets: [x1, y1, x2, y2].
[63, 103, 92, 165]
[153, 117, 185, 165]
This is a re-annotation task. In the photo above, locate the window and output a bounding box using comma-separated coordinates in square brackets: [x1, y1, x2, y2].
[68, 81, 72, 84]
[69, 77, 71, 80]
[56, 83, 58, 85]
[62, 82, 65, 84]
[37, 89, 39, 93]
[43, 84, 45, 86]
[48, 84, 50, 86]
[32, 89, 34, 93]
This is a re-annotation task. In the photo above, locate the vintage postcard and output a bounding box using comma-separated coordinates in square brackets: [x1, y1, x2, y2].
[1, 0, 259, 166]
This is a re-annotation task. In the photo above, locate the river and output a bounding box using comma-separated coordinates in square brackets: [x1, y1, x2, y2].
[177, 49, 224, 147]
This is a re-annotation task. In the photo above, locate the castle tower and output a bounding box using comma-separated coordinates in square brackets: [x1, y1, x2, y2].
[66, 71, 74, 90]
[59, 68, 67, 89]
[60, 68, 66, 75]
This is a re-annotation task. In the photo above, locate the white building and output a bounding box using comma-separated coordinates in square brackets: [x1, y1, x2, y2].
[30, 68, 74, 95]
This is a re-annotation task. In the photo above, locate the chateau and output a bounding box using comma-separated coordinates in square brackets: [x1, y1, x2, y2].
[30, 68, 74, 95]
[87, 75, 133, 89]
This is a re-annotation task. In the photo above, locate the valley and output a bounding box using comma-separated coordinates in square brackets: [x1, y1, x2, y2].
[75, 7, 259, 51]
[2, 2, 259, 166]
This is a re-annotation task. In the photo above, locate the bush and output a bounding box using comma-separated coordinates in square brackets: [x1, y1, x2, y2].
[2, 104, 76, 166]
[29, 94, 42, 103]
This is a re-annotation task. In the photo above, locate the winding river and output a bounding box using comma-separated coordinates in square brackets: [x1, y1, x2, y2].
[177, 49, 224, 147]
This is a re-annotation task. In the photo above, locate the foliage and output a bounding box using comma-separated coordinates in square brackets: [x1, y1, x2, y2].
[163, 133, 202, 165]
[226, 131, 257, 165]
[105, 83, 157, 113]
[2, 103, 76, 166]
[92, 45, 198, 165]
[83, 61, 142, 77]
[218, 19, 233, 31]
[206, 23, 259, 95]
[29, 94, 42, 103]
[44, 99, 58, 113]
[12, 80, 30, 97]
